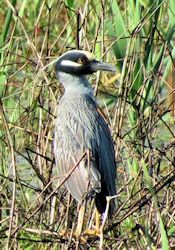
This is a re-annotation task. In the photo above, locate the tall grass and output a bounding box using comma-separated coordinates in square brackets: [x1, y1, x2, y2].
[0, 0, 174, 249]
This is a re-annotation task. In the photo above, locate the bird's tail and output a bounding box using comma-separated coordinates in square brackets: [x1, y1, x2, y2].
[95, 186, 116, 217]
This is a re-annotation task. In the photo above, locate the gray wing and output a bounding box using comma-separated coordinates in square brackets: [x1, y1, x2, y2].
[54, 94, 116, 212]
[54, 95, 101, 203]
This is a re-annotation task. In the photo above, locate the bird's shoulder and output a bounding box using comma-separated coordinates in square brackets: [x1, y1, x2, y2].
[57, 93, 112, 138]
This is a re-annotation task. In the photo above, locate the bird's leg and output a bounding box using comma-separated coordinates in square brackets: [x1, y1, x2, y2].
[95, 208, 100, 233]
[75, 200, 86, 237]
[84, 208, 101, 236]
[59, 194, 73, 238]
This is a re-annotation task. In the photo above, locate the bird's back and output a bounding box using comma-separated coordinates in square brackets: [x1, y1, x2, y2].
[54, 93, 116, 214]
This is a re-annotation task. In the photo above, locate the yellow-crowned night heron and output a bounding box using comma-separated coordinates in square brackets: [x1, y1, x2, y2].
[54, 50, 116, 233]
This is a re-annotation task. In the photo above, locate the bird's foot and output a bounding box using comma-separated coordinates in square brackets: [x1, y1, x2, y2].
[84, 226, 101, 236]
[59, 228, 71, 239]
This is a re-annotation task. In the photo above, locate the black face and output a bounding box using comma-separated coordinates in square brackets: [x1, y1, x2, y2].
[55, 51, 97, 75]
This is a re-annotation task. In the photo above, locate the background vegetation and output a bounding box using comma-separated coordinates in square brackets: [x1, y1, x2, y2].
[0, 0, 175, 249]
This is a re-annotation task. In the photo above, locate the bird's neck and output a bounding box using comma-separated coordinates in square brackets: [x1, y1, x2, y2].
[58, 72, 94, 98]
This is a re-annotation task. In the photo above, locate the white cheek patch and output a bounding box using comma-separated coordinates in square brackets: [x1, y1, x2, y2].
[60, 60, 80, 67]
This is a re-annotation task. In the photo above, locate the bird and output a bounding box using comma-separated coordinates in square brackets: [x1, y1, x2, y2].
[54, 50, 116, 235]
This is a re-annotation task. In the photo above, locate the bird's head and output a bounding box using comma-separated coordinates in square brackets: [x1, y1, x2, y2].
[55, 50, 116, 76]
[55, 50, 116, 95]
